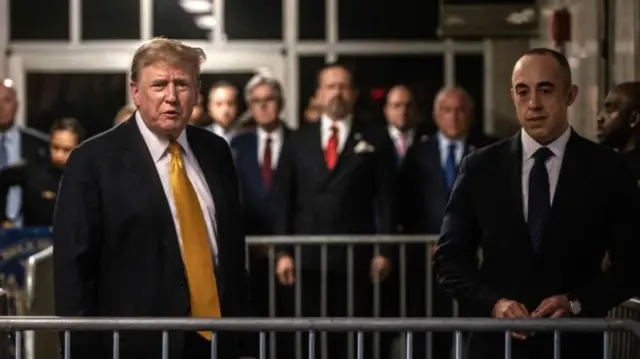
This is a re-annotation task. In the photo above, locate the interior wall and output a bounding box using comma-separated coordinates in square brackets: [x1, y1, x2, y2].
[613, 0, 640, 83]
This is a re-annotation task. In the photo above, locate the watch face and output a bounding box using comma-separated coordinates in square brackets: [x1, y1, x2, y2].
[571, 300, 582, 314]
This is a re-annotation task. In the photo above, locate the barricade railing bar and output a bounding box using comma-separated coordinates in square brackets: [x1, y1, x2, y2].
[0, 317, 635, 333]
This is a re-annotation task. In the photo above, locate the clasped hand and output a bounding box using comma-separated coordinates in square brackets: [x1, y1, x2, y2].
[492, 295, 571, 340]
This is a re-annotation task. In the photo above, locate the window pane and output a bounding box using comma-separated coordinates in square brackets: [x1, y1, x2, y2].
[26, 73, 128, 138]
[455, 55, 485, 136]
[82, 0, 140, 40]
[298, 56, 327, 123]
[200, 72, 256, 122]
[339, 0, 438, 40]
[225, 0, 282, 40]
[10, 0, 69, 40]
[153, 0, 211, 40]
[299, 1, 325, 40]
[339, 56, 444, 132]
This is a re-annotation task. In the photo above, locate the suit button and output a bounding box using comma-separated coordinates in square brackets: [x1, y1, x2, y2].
[180, 280, 185, 287]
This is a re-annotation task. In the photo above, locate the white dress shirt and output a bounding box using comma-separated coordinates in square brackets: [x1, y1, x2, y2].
[321, 114, 352, 153]
[136, 113, 219, 260]
[521, 126, 571, 221]
[437, 132, 466, 168]
[257, 126, 284, 169]
[388, 125, 414, 156]
[2, 126, 22, 221]
[206, 123, 235, 144]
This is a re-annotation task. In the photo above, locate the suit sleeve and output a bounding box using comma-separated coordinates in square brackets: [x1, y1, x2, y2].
[374, 133, 398, 258]
[272, 138, 296, 255]
[568, 155, 640, 314]
[433, 154, 502, 317]
[0, 164, 27, 223]
[217, 140, 257, 357]
[52, 146, 103, 357]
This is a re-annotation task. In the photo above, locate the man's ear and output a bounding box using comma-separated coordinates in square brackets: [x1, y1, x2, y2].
[630, 110, 640, 128]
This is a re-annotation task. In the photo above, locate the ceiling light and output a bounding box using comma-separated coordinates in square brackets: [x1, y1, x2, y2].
[180, 0, 213, 14]
[195, 15, 216, 30]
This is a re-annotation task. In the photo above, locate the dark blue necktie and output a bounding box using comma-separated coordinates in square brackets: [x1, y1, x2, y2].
[0, 134, 7, 168]
[445, 143, 458, 191]
[528, 147, 553, 253]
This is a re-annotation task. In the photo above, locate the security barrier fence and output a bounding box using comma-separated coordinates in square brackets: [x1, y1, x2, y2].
[0, 317, 638, 359]
[4, 234, 638, 359]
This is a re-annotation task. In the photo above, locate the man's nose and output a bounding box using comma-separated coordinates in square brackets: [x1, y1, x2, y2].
[164, 84, 178, 103]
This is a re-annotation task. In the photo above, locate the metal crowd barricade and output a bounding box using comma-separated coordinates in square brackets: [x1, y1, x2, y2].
[21, 235, 640, 359]
[245, 235, 445, 359]
[608, 297, 640, 359]
[0, 317, 638, 359]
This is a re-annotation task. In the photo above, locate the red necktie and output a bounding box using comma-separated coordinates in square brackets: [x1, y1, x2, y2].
[262, 136, 272, 188]
[325, 125, 339, 170]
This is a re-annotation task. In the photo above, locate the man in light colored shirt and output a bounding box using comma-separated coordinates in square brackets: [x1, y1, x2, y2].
[273, 62, 396, 359]
[435, 47, 639, 359]
[206, 81, 238, 143]
[0, 80, 49, 227]
[53, 37, 254, 359]
[383, 85, 419, 163]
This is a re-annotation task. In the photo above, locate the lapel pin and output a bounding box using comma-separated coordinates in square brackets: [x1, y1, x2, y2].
[420, 135, 429, 142]
[354, 133, 362, 141]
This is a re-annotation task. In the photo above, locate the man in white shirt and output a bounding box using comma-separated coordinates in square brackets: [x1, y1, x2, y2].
[206, 81, 238, 143]
[434, 47, 639, 359]
[272, 62, 397, 359]
[53, 37, 254, 359]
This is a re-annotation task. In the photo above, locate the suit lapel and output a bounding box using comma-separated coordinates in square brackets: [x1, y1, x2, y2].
[506, 133, 530, 240]
[121, 119, 187, 284]
[543, 131, 584, 252]
[323, 120, 367, 186]
[307, 122, 330, 178]
[245, 130, 264, 193]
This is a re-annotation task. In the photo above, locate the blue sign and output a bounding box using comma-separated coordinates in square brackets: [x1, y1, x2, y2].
[0, 227, 53, 315]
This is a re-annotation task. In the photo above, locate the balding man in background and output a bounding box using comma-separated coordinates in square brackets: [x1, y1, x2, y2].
[397, 85, 496, 359]
[0, 79, 49, 226]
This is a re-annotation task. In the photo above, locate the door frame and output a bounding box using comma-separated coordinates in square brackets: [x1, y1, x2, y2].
[7, 47, 287, 128]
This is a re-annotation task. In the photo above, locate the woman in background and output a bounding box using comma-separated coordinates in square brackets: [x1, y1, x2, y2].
[0, 117, 84, 228]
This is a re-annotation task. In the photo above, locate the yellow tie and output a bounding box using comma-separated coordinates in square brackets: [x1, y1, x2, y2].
[168, 141, 221, 340]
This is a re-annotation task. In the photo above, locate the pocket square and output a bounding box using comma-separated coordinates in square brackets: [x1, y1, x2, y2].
[354, 140, 375, 154]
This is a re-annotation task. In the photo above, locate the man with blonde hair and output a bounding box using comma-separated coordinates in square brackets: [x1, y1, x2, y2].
[53, 37, 254, 359]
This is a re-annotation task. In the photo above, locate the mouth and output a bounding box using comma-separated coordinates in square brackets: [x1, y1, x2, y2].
[527, 115, 547, 122]
[164, 110, 180, 117]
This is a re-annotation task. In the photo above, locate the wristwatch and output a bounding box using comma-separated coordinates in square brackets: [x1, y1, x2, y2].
[568, 298, 582, 316]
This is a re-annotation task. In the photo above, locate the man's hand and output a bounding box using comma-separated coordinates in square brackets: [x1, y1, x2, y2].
[370, 255, 390, 283]
[492, 299, 532, 340]
[275, 255, 295, 285]
[531, 295, 571, 318]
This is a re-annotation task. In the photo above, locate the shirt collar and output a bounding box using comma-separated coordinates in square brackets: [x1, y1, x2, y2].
[257, 124, 284, 143]
[521, 126, 571, 161]
[437, 131, 466, 150]
[388, 125, 414, 141]
[321, 113, 352, 134]
[2, 126, 20, 143]
[135, 111, 189, 163]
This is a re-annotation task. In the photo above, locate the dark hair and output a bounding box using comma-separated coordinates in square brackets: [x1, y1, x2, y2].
[50, 117, 85, 142]
[614, 81, 640, 111]
[210, 80, 236, 92]
[520, 48, 573, 88]
[316, 61, 357, 88]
